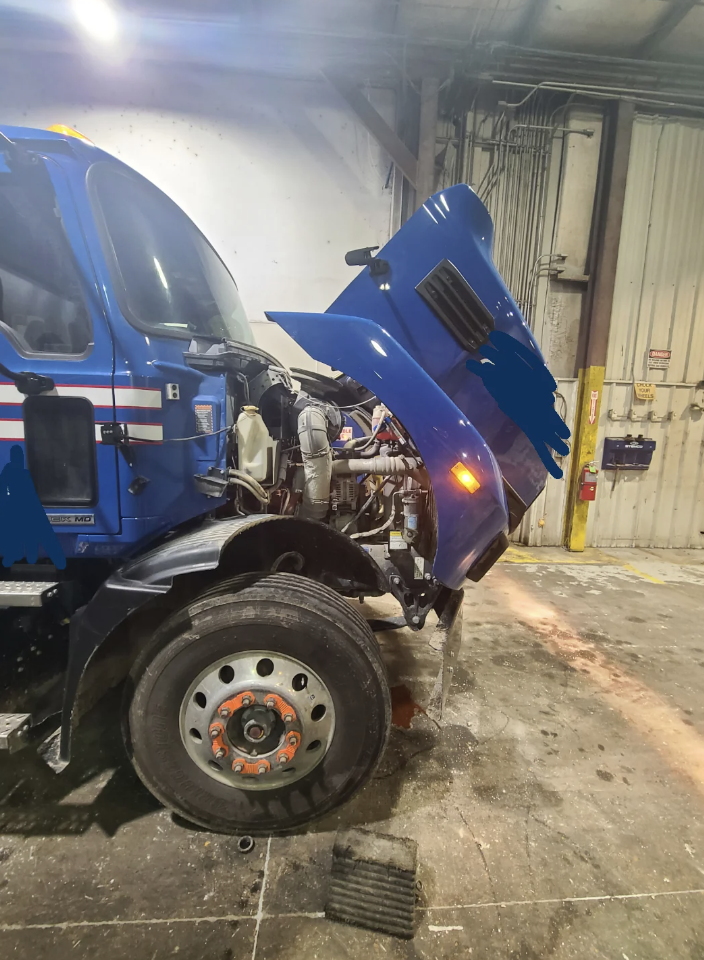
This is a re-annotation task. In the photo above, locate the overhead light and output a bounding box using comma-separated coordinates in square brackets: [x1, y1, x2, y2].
[73, 0, 120, 44]
[450, 461, 480, 494]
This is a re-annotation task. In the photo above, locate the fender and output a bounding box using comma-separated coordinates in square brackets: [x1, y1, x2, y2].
[57, 515, 386, 765]
[268, 311, 510, 590]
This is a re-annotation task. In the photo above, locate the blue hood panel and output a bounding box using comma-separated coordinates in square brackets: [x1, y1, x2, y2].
[328, 184, 548, 508]
[268, 311, 508, 590]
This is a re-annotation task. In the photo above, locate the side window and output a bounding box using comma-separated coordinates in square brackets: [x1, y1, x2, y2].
[0, 175, 92, 356]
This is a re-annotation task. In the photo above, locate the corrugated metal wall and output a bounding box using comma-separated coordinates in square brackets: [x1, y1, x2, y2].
[589, 114, 704, 548]
[438, 108, 704, 548]
[513, 378, 579, 546]
[607, 115, 704, 384]
[437, 101, 601, 546]
[437, 93, 557, 327]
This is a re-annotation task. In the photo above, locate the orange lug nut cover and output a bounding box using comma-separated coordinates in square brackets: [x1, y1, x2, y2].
[262, 692, 297, 723]
[232, 757, 270, 776]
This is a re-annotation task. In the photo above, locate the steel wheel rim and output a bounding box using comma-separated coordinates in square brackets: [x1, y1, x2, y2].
[179, 650, 336, 791]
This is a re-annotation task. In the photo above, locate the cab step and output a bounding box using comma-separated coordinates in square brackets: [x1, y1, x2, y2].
[0, 581, 59, 607]
[0, 714, 31, 753]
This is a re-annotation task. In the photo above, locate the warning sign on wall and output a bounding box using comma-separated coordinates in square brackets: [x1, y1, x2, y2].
[648, 349, 671, 369]
[634, 382, 656, 401]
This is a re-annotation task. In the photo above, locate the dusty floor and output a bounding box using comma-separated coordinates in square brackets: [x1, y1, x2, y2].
[1, 545, 704, 959]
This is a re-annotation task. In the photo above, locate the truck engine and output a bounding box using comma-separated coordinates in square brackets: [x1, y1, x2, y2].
[185, 337, 438, 627]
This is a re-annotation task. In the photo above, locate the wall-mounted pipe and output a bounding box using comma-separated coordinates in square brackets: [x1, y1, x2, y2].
[492, 80, 704, 114]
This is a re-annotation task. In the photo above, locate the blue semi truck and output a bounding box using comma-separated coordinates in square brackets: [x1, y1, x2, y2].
[0, 124, 549, 834]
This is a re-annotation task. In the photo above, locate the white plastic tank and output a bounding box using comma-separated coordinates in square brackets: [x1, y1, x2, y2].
[236, 405, 277, 483]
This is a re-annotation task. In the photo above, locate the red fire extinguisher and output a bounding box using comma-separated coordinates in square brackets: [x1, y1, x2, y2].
[579, 463, 598, 501]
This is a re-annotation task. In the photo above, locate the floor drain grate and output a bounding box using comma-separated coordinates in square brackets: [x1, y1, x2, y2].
[325, 828, 417, 939]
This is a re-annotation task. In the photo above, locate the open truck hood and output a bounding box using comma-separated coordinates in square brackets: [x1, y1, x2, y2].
[329, 183, 549, 509]
[269, 184, 550, 588]
[267, 311, 508, 590]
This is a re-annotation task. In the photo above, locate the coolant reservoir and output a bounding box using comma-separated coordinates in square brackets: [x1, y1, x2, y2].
[236, 405, 277, 483]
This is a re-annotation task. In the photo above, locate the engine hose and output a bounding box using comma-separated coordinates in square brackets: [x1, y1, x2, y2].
[297, 404, 332, 520]
[344, 415, 385, 450]
[228, 469, 270, 504]
[340, 490, 376, 535]
[332, 456, 420, 476]
[349, 512, 396, 540]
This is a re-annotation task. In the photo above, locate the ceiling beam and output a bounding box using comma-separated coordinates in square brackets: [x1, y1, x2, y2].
[635, 0, 699, 58]
[323, 73, 418, 187]
[512, 0, 551, 47]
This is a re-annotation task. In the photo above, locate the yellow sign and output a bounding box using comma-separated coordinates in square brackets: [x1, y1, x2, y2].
[634, 382, 656, 401]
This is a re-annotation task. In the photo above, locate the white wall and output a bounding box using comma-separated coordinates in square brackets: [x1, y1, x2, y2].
[0, 54, 398, 371]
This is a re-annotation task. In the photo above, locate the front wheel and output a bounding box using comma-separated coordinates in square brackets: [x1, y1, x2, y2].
[124, 573, 391, 834]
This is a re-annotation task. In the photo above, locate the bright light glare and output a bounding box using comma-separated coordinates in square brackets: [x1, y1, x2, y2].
[153, 257, 169, 289]
[450, 461, 480, 493]
[370, 340, 387, 357]
[73, 0, 119, 43]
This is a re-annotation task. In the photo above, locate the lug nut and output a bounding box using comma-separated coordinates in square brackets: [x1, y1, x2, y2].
[257, 764, 268, 775]
[219, 707, 231, 719]
[265, 697, 276, 709]
[278, 754, 288, 764]
[283, 712, 293, 723]
[287, 733, 298, 746]
[210, 725, 222, 740]
[232, 761, 244, 773]
[242, 695, 253, 706]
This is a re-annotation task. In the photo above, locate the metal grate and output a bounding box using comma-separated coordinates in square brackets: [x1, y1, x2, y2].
[416, 259, 494, 353]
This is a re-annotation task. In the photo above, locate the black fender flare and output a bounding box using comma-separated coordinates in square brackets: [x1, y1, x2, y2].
[58, 516, 387, 764]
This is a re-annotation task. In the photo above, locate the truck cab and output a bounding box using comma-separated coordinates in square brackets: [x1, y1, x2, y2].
[0, 124, 552, 834]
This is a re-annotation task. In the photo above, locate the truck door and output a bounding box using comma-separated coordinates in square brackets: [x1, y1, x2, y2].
[0, 149, 121, 542]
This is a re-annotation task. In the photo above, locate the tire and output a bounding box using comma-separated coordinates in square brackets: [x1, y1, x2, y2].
[124, 573, 391, 834]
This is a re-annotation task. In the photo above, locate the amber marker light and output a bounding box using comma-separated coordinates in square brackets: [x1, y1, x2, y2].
[450, 461, 481, 493]
[46, 125, 94, 144]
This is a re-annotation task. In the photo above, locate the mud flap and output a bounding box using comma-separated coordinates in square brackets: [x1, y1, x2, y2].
[427, 587, 463, 721]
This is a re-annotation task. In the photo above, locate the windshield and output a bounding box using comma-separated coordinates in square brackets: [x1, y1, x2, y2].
[0, 165, 92, 355]
[90, 164, 253, 344]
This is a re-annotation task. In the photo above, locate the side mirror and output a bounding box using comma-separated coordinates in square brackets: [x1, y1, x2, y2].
[344, 245, 390, 277]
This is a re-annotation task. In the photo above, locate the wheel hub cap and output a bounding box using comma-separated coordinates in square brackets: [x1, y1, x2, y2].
[179, 651, 336, 791]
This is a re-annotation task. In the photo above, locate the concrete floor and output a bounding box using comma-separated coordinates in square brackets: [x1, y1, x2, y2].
[2, 545, 704, 959]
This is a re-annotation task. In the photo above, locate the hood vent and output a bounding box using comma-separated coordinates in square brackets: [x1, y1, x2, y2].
[415, 259, 494, 353]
